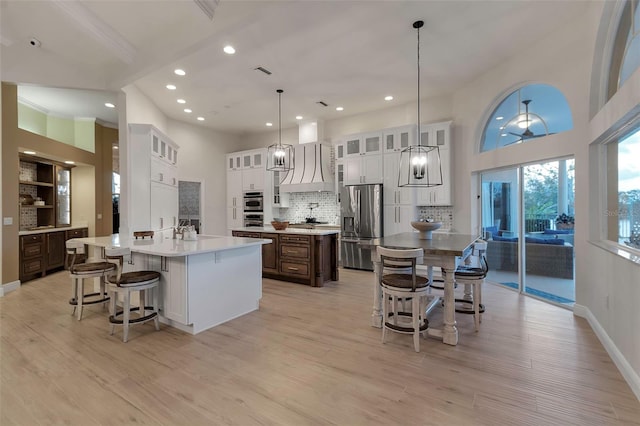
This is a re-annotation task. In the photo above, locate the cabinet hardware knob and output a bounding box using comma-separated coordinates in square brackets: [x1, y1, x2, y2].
[288, 267, 299, 271]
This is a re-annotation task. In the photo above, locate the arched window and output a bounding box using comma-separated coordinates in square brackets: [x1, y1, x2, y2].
[608, 0, 640, 99]
[480, 84, 573, 152]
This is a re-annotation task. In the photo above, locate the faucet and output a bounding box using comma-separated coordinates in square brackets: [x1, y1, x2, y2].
[173, 226, 185, 239]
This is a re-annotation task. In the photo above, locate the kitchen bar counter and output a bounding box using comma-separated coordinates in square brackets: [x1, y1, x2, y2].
[69, 233, 270, 335]
[232, 226, 339, 235]
[19, 224, 89, 236]
[232, 228, 339, 287]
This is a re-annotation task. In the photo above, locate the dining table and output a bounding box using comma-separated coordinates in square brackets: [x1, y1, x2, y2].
[370, 231, 479, 346]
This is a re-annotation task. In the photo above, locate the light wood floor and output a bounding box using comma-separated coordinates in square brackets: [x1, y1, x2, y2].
[1, 268, 639, 425]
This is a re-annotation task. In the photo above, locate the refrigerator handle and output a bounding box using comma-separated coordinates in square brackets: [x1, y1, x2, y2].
[356, 189, 361, 234]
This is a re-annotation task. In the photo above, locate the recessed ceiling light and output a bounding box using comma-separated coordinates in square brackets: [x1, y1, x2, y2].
[495, 116, 504, 120]
[24, 150, 36, 155]
[384, 96, 393, 101]
[336, 107, 344, 111]
[105, 103, 115, 108]
[166, 84, 177, 90]
[501, 133, 508, 137]
[223, 45, 236, 54]
[266, 122, 273, 127]
[177, 99, 186, 104]
[184, 108, 192, 113]
[64, 160, 75, 165]
[174, 69, 186, 76]
[197, 117, 205, 121]
[296, 116, 303, 120]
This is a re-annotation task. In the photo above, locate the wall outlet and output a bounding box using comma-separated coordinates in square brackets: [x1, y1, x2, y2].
[97, 213, 102, 219]
[3, 217, 13, 225]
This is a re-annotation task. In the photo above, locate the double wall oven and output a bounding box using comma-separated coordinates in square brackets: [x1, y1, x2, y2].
[243, 191, 264, 227]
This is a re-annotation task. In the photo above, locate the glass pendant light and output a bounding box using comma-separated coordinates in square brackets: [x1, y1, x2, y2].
[398, 20, 443, 188]
[267, 89, 294, 172]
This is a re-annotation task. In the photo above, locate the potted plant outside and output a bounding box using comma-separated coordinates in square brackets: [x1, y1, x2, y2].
[555, 213, 575, 230]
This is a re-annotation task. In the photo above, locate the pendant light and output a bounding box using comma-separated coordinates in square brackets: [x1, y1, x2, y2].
[398, 20, 443, 188]
[266, 89, 294, 172]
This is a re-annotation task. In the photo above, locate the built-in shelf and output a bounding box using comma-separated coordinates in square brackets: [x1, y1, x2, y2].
[19, 180, 54, 187]
[20, 205, 54, 209]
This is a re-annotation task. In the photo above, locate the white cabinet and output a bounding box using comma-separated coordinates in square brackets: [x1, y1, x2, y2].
[383, 152, 417, 236]
[227, 153, 242, 171]
[128, 124, 179, 234]
[335, 143, 345, 161]
[226, 169, 243, 230]
[416, 121, 452, 206]
[344, 132, 383, 157]
[147, 255, 188, 325]
[241, 149, 266, 191]
[383, 126, 415, 152]
[344, 154, 383, 185]
[384, 205, 416, 236]
[272, 170, 289, 207]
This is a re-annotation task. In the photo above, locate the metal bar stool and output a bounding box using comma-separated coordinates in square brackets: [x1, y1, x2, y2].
[66, 240, 116, 321]
[105, 246, 160, 342]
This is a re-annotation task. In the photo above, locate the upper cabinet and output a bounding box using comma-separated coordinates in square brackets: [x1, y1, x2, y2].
[151, 131, 179, 165]
[416, 121, 452, 206]
[383, 126, 415, 152]
[340, 131, 384, 185]
[227, 153, 242, 171]
[242, 150, 264, 169]
[344, 132, 383, 157]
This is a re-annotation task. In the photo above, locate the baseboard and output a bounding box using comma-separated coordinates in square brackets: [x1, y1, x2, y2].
[0, 280, 21, 297]
[574, 304, 640, 401]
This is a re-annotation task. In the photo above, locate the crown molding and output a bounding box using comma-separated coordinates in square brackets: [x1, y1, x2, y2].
[51, 0, 137, 64]
[96, 118, 118, 129]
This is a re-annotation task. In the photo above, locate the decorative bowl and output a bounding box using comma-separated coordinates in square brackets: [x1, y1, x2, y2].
[410, 221, 442, 240]
[271, 221, 289, 230]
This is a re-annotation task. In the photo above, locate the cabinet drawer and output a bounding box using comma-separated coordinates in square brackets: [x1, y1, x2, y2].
[66, 228, 87, 239]
[280, 244, 309, 258]
[280, 261, 309, 277]
[23, 258, 43, 275]
[21, 234, 43, 245]
[233, 231, 261, 239]
[23, 242, 43, 258]
[280, 234, 310, 244]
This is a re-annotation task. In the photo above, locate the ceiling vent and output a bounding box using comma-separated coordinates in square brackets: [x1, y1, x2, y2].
[316, 101, 328, 107]
[254, 66, 272, 75]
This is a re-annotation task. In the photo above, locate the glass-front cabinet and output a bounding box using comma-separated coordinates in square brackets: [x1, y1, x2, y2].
[56, 166, 71, 226]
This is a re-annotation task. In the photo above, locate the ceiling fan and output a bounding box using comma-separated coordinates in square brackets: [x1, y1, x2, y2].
[506, 99, 552, 144]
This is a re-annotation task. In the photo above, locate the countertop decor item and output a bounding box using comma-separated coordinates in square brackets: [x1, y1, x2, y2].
[410, 220, 442, 239]
[20, 194, 34, 205]
[398, 20, 443, 188]
[271, 220, 289, 230]
[266, 89, 294, 173]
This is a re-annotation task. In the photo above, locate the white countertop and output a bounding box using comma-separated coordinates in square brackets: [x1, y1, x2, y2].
[69, 234, 270, 257]
[233, 226, 340, 235]
[19, 224, 89, 236]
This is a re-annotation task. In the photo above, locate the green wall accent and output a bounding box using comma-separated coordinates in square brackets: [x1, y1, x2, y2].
[18, 102, 96, 152]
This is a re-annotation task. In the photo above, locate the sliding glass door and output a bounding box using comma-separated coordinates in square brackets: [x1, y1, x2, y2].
[481, 159, 575, 307]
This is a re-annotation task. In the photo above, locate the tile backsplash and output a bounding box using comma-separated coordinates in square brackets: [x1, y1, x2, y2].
[418, 206, 454, 230]
[277, 192, 339, 224]
[276, 191, 454, 230]
[19, 161, 37, 181]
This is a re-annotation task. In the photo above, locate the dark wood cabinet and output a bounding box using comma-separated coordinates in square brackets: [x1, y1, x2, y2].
[19, 227, 88, 283]
[46, 231, 66, 269]
[232, 230, 338, 287]
[261, 233, 279, 274]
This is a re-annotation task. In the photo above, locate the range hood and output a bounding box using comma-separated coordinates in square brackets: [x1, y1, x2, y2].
[280, 142, 334, 193]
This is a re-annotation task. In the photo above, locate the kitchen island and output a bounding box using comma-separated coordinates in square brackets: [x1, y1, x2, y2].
[68, 234, 270, 335]
[232, 227, 339, 287]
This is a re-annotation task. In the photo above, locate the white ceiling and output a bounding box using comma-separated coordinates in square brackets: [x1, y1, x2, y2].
[1, 0, 592, 135]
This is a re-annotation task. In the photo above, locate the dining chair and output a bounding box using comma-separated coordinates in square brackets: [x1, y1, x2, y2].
[66, 239, 116, 321]
[378, 246, 431, 352]
[104, 246, 161, 342]
[445, 239, 488, 331]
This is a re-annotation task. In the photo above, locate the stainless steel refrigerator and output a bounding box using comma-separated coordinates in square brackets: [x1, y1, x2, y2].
[340, 184, 383, 271]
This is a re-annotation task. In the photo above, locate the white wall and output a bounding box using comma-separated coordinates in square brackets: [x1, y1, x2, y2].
[167, 119, 239, 236]
[71, 165, 95, 236]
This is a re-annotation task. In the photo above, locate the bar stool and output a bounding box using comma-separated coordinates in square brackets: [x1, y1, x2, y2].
[66, 240, 116, 321]
[445, 240, 488, 331]
[378, 246, 431, 352]
[105, 247, 160, 342]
